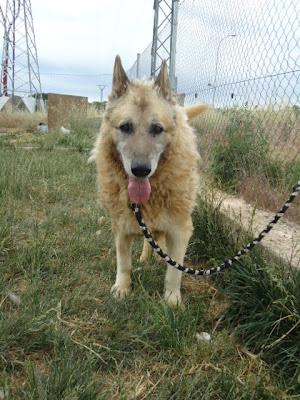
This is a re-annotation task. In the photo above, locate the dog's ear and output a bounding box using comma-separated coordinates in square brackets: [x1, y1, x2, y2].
[111, 55, 130, 98]
[184, 104, 209, 120]
[155, 60, 172, 100]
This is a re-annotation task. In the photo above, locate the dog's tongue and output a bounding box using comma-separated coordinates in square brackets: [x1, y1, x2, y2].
[128, 176, 151, 204]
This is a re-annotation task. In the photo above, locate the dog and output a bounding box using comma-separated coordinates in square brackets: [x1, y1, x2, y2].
[91, 55, 207, 307]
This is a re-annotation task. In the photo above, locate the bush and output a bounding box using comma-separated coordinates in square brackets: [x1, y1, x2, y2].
[284, 160, 300, 188]
[210, 110, 271, 191]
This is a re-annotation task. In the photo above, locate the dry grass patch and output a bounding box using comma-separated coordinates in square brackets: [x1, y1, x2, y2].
[239, 175, 300, 224]
[0, 111, 47, 132]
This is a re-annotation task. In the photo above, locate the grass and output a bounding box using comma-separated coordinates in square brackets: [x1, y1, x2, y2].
[0, 114, 98, 153]
[190, 199, 300, 394]
[0, 126, 300, 398]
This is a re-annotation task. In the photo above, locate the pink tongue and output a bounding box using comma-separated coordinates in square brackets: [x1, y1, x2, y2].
[128, 176, 151, 204]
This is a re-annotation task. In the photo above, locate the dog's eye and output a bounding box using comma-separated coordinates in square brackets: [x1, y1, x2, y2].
[119, 122, 133, 134]
[150, 124, 164, 135]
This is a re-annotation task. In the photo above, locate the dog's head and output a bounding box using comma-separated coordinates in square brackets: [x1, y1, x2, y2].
[102, 55, 207, 204]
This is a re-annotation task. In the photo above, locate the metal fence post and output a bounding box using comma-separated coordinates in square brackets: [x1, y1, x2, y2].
[151, 0, 159, 78]
[170, 0, 179, 92]
[136, 53, 141, 79]
[150, 0, 178, 83]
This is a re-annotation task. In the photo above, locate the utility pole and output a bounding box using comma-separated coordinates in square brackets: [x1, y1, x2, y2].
[151, 0, 179, 91]
[0, 0, 43, 110]
[97, 84, 106, 104]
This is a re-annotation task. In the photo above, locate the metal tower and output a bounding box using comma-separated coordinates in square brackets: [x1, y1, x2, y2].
[0, 0, 43, 109]
[151, 0, 179, 90]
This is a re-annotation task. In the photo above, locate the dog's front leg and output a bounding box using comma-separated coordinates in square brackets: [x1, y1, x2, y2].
[165, 226, 192, 307]
[111, 233, 133, 299]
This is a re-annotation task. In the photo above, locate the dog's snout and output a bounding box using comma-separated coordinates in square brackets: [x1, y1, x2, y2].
[131, 161, 151, 178]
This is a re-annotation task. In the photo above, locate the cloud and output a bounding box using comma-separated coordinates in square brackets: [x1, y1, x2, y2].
[0, 0, 154, 100]
[1, 0, 298, 106]
[33, 0, 153, 70]
[173, 0, 300, 107]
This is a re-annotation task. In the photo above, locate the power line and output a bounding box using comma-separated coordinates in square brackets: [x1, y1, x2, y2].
[40, 72, 112, 77]
[185, 69, 300, 96]
[212, 69, 300, 90]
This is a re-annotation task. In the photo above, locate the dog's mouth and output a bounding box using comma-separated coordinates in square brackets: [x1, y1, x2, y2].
[128, 176, 151, 204]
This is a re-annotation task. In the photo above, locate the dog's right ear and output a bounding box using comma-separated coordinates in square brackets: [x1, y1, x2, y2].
[111, 55, 130, 98]
[155, 60, 172, 100]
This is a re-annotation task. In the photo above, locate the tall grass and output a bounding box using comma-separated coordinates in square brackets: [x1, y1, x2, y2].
[207, 109, 299, 192]
[224, 260, 300, 393]
[194, 106, 300, 164]
[193, 107, 300, 222]
[0, 111, 47, 132]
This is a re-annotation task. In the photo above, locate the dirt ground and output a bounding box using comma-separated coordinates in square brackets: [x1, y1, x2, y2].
[206, 188, 300, 269]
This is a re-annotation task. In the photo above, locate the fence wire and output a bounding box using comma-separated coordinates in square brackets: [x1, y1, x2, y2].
[127, 42, 152, 80]
[128, 0, 300, 225]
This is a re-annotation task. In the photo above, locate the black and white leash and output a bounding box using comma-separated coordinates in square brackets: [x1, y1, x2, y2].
[131, 180, 300, 276]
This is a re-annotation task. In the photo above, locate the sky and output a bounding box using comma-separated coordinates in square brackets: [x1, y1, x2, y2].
[0, 0, 298, 107]
[173, 0, 299, 107]
[126, 0, 299, 108]
[16, 0, 154, 101]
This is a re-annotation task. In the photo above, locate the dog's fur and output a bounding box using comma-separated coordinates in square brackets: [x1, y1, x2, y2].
[91, 55, 207, 307]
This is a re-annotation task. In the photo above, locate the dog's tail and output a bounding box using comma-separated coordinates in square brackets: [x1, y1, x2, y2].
[184, 104, 208, 120]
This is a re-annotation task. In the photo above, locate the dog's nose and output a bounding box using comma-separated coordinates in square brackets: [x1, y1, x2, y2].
[131, 162, 151, 178]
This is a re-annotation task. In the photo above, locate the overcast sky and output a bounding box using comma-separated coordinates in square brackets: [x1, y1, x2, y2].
[31, 0, 154, 100]
[0, 0, 298, 106]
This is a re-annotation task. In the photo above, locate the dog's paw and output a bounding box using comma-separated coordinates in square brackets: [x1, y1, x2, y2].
[111, 283, 131, 300]
[164, 290, 182, 308]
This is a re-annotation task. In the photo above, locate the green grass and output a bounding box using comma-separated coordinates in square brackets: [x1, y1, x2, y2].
[0, 130, 299, 398]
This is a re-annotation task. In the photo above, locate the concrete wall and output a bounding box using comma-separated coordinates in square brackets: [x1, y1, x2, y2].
[48, 93, 88, 130]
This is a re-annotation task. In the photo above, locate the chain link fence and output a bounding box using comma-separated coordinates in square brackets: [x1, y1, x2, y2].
[127, 43, 152, 80]
[128, 0, 300, 224]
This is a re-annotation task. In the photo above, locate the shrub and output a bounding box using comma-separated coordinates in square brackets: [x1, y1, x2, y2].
[210, 110, 270, 191]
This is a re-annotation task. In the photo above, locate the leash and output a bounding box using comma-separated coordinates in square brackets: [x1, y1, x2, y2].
[131, 180, 300, 276]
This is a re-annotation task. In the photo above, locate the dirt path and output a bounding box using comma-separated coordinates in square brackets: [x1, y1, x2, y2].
[203, 186, 300, 269]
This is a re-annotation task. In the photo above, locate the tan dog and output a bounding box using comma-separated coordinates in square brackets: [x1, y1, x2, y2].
[92, 55, 207, 307]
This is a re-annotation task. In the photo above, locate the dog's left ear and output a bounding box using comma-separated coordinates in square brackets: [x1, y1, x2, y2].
[155, 60, 172, 100]
[184, 104, 209, 120]
[111, 55, 130, 98]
